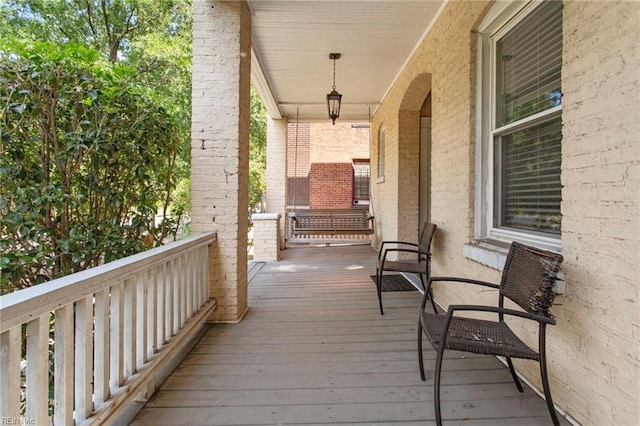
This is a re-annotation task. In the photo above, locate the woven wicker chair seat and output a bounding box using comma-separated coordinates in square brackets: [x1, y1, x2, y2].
[420, 313, 539, 360]
[376, 259, 425, 275]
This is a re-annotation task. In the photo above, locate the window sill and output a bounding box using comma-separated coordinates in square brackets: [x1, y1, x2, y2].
[463, 239, 510, 271]
[463, 239, 565, 294]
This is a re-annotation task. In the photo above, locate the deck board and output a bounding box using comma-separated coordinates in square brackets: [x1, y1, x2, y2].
[132, 245, 570, 425]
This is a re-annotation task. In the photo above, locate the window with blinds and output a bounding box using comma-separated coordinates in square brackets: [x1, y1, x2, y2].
[377, 127, 385, 180]
[353, 160, 370, 204]
[493, 1, 563, 236]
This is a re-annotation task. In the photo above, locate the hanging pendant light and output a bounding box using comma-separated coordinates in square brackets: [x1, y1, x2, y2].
[326, 53, 342, 125]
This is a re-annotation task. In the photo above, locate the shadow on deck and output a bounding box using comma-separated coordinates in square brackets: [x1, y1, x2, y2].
[132, 244, 571, 425]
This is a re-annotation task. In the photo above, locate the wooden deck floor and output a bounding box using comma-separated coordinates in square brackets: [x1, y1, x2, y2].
[132, 244, 570, 425]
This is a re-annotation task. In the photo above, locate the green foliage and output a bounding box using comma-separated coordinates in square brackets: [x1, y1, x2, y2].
[249, 87, 267, 216]
[1, 0, 192, 63]
[0, 0, 193, 179]
[0, 39, 181, 293]
[0, 0, 268, 293]
[169, 176, 191, 238]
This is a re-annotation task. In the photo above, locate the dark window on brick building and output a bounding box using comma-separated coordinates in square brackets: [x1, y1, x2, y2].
[353, 160, 370, 205]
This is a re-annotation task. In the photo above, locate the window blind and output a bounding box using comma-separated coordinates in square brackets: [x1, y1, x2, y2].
[499, 118, 562, 234]
[496, 1, 563, 127]
[353, 161, 370, 201]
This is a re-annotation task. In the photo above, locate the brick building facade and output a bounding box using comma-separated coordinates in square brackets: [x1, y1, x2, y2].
[287, 122, 370, 210]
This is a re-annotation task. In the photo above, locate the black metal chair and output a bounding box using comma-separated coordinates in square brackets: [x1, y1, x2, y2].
[417, 241, 563, 425]
[375, 222, 437, 315]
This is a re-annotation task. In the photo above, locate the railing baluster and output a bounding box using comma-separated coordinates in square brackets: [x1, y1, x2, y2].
[193, 252, 198, 312]
[0, 327, 22, 420]
[136, 273, 147, 368]
[110, 282, 125, 390]
[194, 251, 199, 312]
[196, 246, 204, 307]
[75, 296, 94, 422]
[186, 253, 193, 318]
[181, 254, 188, 325]
[147, 268, 157, 359]
[202, 245, 210, 307]
[54, 305, 74, 426]
[175, 255, 181, 329]
[165, 259, 174, 342]
[176, 255, 183, 330]
[26, 314, 49, 425]
[183, 253, 189, 326]
[94, 288, 110, 406]
[124, 278, 137, 377]
[157, 264, 166, 349]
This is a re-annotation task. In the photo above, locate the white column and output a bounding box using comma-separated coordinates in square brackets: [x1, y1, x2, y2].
[266, 117, 288, 249]
[191, 0, 251, 322]
[251, 213, 281, 261]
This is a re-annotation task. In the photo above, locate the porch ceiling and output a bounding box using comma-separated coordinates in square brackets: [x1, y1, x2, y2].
[248, 0, 446, 122]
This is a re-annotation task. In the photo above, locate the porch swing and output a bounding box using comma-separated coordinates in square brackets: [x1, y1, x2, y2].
[288, 106, 375, 241]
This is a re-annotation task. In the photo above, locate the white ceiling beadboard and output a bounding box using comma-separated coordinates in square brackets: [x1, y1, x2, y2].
[248, 0, 446, 122]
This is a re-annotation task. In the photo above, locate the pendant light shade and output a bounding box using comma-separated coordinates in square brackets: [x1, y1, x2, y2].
[327, 53, 342, 125]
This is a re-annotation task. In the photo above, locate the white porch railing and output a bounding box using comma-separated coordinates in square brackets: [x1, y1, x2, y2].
[0, 232, 217, 425]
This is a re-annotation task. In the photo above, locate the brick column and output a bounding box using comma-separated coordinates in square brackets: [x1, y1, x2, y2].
[266, 117, 288, 249]
[251, 213, 281, 261]
[191, 0, 251, 322]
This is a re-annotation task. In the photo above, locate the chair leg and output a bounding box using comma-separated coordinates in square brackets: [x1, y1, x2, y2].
[376, 269, 384, 315]
[419, 274, 438, 314]
[540, 351, 561, 426]
[506, 357, 524, 392]
[434, 344, 445, 426]
[429, 288, 438, 314]
[418, 318, 426, 381]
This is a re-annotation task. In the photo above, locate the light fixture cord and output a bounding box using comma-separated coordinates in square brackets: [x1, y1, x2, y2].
[292, 106, 299, 210]
[332, 58, 336, 90]
[368, 104, 374, 218]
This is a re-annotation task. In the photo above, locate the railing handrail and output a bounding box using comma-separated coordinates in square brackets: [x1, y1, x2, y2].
[0, 232, 217, 332]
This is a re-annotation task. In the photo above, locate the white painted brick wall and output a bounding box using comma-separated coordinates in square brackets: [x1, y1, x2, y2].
[371, 1, 639, 424]
[557, 1, 640, 424]
[191, 0, 251, 322]
[251, 214, 281, 261]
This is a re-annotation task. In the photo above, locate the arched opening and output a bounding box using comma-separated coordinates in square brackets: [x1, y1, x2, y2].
[397, 73, 432, 241]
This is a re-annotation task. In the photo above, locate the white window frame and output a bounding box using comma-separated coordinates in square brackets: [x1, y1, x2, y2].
[352, 159, 371, 206]
[474, 0, 562, 253]
[377, 125, 385, 183]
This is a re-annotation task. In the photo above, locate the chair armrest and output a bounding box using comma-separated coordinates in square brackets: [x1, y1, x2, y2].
[380, 247, 428, 264]
[419, 277, 499, 312]
[447, 304, 557, 325]
[429, 276, 499, 289]
[378, 240, 419, 259]
[380, 241, 419, 249]
[382, 247, 426, 256]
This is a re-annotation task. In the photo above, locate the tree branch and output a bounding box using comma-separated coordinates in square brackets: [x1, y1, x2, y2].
[84, 0, 98, 41]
